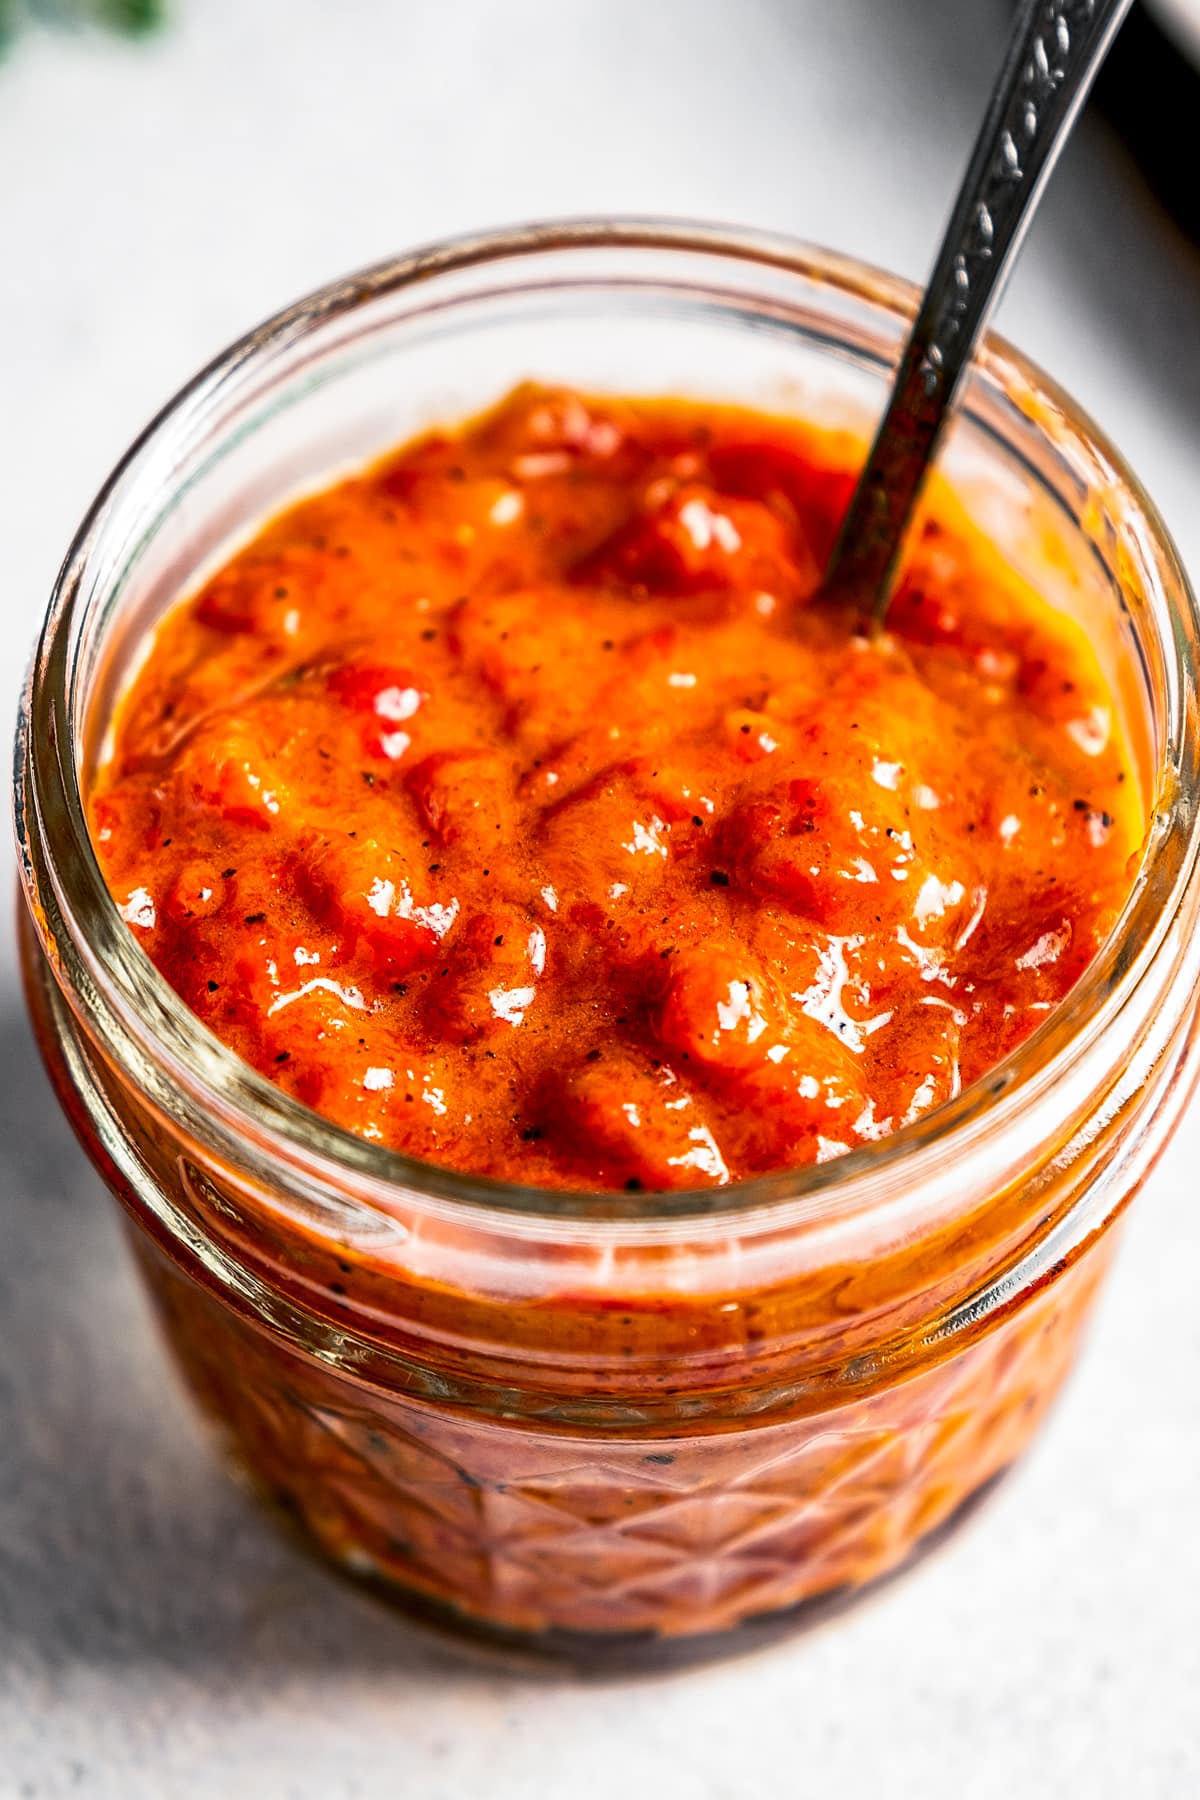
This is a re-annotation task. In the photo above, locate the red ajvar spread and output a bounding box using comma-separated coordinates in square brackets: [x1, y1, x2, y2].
[90, 386, 1138, 1191]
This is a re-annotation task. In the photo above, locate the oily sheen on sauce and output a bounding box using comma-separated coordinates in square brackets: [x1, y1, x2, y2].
[90, 386, 1137, 1192]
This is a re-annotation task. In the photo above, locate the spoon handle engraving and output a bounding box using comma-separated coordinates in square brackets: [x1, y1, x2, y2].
[827, 0, 1134, 616]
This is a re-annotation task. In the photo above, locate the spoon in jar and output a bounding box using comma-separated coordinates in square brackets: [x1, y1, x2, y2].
[825, 0, 1134, 618]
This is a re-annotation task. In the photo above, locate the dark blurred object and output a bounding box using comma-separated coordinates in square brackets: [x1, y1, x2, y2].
[1091, 3, 1200, 236]
[0, 0, 163, 52]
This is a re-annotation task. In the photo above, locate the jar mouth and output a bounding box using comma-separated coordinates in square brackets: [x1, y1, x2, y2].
[16, 216, 1200, 1229]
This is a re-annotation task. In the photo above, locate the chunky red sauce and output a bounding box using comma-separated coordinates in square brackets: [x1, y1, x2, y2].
[91, 387, 1138, 1190]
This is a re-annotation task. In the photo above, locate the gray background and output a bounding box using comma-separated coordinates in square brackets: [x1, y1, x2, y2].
[2, 2, 1198, 1794]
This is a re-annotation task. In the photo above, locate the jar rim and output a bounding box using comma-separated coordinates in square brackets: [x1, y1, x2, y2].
[16, 215, 1200, 1231]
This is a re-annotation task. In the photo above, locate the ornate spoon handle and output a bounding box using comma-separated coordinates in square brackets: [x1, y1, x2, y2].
[826, 0, 1134, 616]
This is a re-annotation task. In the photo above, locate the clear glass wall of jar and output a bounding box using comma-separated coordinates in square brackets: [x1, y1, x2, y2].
[16, 224, 1200, 1666]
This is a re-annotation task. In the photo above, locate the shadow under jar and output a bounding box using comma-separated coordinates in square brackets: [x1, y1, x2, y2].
[15, 223, 1200, 1668]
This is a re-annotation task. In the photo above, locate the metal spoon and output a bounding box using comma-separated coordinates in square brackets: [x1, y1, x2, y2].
[825, 0, 1134, 617]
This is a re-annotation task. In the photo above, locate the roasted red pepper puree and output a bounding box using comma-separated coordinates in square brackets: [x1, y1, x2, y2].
[90, 386, 1138, 1191]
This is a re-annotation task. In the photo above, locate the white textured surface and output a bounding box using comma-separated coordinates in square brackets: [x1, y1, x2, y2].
[2, 3, 1199, 1795]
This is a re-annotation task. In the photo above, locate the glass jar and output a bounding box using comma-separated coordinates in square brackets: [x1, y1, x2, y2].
[15, 222, 1200, 1668]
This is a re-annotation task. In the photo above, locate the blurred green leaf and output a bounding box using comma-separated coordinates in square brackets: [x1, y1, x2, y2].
[94, 0, 163, 31]
[2, 0, 165, 48]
